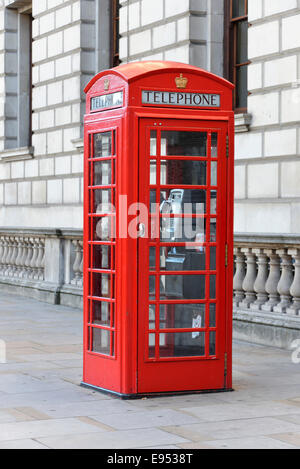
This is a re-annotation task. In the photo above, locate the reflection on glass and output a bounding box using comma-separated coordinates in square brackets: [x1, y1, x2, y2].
[237, 21, 248, 64]
[149, 247, 156, 270]
[232, 0, 245, 18]
[159, 332, 205, 357]
[209, 304, 216, 327]
[210, 275, 216, 299]
[92, 245, 111, 270]
[94, 132, 112, 157]
[93, 161, 113, 186]
[149, 305, 156, 330]
[159, 304, 205, 330]
[91, 272, 111, 298]
[236, 65, 248, 110]
[210, 246, 216, 271]
[161, 131, 207, 156]
[150, 190, 157, 214]
[92, 300, 112, 326]
[149, 333, 155, 358]
[93, 217, 115, 241]
[92, 328, 110, 355]
[211, 191, 217, 214]
[210, 219, 217, 242]
[211, 133, 218, 157]
[209, 331, 216, 356]
[150, 160, 157, 185]
[160, 246, 206, 272]
[211, 162, 217, 186]
[93, 189, 112, 214]
[150, 130, 157, 156]
[160, 160, 207, 186]
[149, 275, 156, 300]
[160, 275, 206, 300]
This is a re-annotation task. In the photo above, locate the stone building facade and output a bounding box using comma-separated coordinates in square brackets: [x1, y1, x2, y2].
[0, 0, 299, 348]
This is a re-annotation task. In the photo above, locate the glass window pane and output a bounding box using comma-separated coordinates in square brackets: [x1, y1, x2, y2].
[210, 219, 217, 242]
[211, 133, 218, 157]
[149, 275, 156, 300]
[92, 328, 110, 355]
[149, 305, 156, 330]
[210, 275, 216, 299]
[160, 189, 206, 214]
[211, 162, 217, 186]
[91, 273, 112, 298]
[159, 304, 205, 330]
[150, 160, 157, 185]
[149, 333, 155, 358]
[93, 189, 112, 214]
[93, 161, 113, 186]
[161, 131, 207, 156]
[210, 246, 216, 271]
[209, 331, 216, 356]
[149, 247, 156, 270]
[236, 65, 248, 109]
[160, 160, 207, 185]
[160, 275, 206, 300]
[209, 304, 216, 327]
[232, 0, 246, 18]
[92, 300, 112, 326]
[211, 191, 217, 214]
[160, 246, 206, 272]
[236, 21, 248, 64]
[150, 130, 157, 156]
[92, 217, 115, 241]
[94, 132, 112, 157]
[92, 245, 112, 270]
[159, 332, 205, 357]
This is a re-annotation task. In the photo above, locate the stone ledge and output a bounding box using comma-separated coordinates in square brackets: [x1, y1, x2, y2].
[234, 113, 252, 133]
[0, 146, 34, 162]
[233, 308, 300, 350]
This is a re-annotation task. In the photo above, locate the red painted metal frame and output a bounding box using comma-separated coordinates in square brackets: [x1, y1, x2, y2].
[83, 62, 234, 397]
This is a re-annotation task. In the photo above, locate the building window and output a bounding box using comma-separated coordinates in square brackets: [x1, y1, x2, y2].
[111, 0, 120, 67]
[2, 2, 32, 154]
[224, 0, 249, 112]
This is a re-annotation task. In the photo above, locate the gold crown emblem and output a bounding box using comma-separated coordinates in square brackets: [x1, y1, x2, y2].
[175, 73, 188, 89]
[104, 79, 110, 91]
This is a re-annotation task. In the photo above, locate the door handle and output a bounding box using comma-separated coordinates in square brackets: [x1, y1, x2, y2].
[137, 223, 146, 238]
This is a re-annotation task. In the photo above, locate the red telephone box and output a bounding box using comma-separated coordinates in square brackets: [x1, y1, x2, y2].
[83, 61, 234, 397]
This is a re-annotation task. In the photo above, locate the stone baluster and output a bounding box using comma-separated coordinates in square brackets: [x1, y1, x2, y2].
[71, 240, 83, 286]
[251, 249, 269, 310]
[233, 247, 246, 307]
[36, 238, 45, 280]
[273, 249, 293, 314]
[24, 238, 33, 278]
[78, 241, 84, 287]
[1, 237, 9, 276]
[4, 237, 14, 277]
[14, 236, 23, 277]
[30, 238, 39, 279]
[262, 250, 281, 312]
[0, 237, 4, 276]
[9, 237, 18, 277]
[286, 249, 300, 316]
[239, 248, 257, 309]
[19, 238, 29, 278]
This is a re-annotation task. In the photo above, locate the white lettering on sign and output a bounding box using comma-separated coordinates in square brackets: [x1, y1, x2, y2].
[91, 91, 123, 111]
[142, 90, 220, 108]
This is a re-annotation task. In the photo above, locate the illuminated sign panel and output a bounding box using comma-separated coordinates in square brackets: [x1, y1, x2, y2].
[142, 90, 220, 108]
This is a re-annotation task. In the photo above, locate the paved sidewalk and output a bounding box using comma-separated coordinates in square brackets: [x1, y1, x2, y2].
[0, 293, 300, 449]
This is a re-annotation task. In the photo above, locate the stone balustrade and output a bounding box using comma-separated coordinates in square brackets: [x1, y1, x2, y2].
[234, 234, 300, 317]
[0, 228, 83, 307]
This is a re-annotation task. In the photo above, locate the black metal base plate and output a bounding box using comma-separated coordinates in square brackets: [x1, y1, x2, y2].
[81, 382, 234, 400]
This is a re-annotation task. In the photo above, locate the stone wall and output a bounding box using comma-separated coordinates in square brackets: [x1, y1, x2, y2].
[235, 0, 300, 235]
